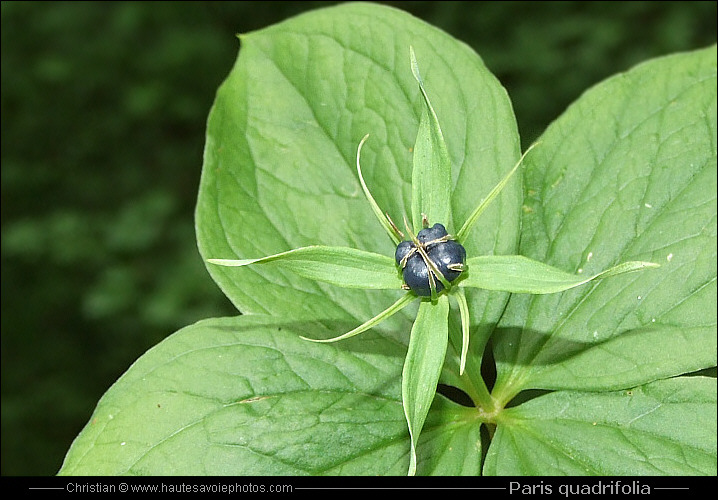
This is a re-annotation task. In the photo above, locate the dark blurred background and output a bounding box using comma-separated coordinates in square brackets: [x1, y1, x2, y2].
[2, 1, 715, 476]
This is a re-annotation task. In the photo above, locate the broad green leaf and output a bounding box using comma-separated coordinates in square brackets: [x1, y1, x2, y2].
[196, 2, 521, 360]
[59, 315, 475, 476]
[484, 377, 717, 475]
[530, 325, 717, 391]
[208, 245, 399, 289]
[59, 316, 409, 476]
[410, 46, 452, 233]
[402, 295, 450, 475]
[493, 45, 717, 401]
[416, 396, 482, 475]
[460, 255, 658, 294]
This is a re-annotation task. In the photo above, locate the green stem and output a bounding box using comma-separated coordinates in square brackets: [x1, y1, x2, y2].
[468, 371, 496, 416]
[449, 339, 497, 415]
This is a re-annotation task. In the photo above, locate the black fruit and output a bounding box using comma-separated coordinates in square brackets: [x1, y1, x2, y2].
[396, 223, 466, 296]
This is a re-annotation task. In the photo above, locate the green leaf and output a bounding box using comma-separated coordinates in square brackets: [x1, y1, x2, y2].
[410, 46, 452, 233]
[416, 396, 482, 475]
[208, 245, 399, 290]
[59, 315, 479, 476]
[493, 45, 717, 401]
[195, 2, 521, 351]
[460, 255, 658, 294]
[484, 377, 717, 475]
[529, 325, 717, 391]
[402, 295, 450, 475]
[59, 316, 411, 475]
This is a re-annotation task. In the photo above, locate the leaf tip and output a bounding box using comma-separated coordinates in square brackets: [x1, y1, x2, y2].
[640, 261, 662, 269]
[409, 45, 422, 84]
[207, 258, 239, 266]
[356, 133, 370, 176]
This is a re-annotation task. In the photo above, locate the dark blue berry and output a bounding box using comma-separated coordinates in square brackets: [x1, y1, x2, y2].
[395, 223, 466, 297]
[417, 223, 448, 245]
[402, 252, 442, 296]
[395, 240, 414, 266]
[428, 240, 466, 282]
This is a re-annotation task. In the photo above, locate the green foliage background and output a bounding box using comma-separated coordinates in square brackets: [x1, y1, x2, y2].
[1, 1, 715, 476]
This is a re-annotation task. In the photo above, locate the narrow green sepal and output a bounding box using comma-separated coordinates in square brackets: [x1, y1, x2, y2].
[402, 295, 450, 475]
[410, 46, 452, 234]
[453, 288, 471, 375]
[459, 255, 660, 294]
[299, 293, 416, 343]
[208, 246, 399, 289]
[355, 134, 403, 245]
[456, 142, 540, 244]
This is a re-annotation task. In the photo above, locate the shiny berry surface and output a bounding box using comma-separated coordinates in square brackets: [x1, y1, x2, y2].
[428, 240, 466, 282]
[417, 223, 448, 245]
[395, 240, 414, 266]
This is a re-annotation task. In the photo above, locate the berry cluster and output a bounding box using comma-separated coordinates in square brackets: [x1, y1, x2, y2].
[394, 223, 466, 296]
